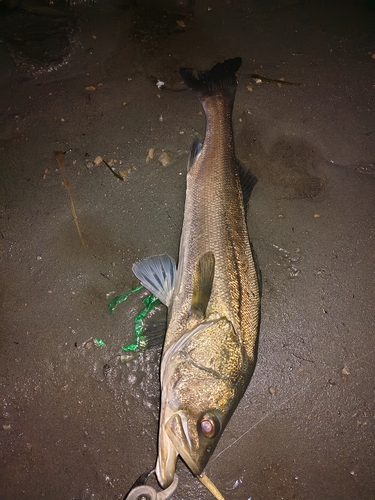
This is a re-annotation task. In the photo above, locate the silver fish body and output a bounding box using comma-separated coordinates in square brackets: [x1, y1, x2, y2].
[133, 57, 260, 489]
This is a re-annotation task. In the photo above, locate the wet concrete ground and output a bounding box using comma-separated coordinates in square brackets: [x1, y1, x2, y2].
[1, 0, 375, 499]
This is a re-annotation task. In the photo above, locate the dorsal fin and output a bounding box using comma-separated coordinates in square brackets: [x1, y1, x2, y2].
[190, 252, 215, 319]
[132, 254, 176, 307]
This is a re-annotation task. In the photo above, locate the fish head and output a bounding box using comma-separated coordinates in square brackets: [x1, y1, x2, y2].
[155, 318, 251, 488]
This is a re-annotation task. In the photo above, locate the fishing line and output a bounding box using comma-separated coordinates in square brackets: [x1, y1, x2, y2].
[212, 345, 375, 461]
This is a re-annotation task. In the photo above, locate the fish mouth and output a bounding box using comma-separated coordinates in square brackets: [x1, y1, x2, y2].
[155, 419, 178, 489]
[156, 411, 214, 488]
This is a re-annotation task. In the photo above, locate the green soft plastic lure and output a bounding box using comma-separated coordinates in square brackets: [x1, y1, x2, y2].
[108, 284, 161, 352]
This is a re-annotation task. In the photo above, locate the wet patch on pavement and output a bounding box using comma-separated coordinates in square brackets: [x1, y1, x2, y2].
[0, 5, 77, 72]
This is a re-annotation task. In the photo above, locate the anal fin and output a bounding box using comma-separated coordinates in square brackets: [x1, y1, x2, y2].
[190, 251, 215, 319]
[237, 159, 257, 209]
[188, 138, 203, 171]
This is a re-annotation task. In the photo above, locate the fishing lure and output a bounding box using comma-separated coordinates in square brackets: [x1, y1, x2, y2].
[108, 284, 161, 352]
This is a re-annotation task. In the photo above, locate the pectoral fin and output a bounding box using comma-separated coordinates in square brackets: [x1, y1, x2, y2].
[132, 254, 176, 307]
[190, 252, 215, 319]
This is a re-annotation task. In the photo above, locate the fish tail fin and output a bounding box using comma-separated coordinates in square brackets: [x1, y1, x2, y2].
[180, 57, 242, 98]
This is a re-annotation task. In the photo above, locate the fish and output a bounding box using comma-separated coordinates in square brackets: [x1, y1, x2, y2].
[132, 57, 260, 489]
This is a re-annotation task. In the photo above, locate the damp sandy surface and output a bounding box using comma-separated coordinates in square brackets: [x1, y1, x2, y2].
[1, 0, 375, 499]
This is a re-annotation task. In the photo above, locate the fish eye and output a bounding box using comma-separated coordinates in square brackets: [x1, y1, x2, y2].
[199, 413, 220, 439]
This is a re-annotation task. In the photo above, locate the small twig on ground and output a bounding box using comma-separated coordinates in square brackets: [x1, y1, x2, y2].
[250, 73, 303, 86]
[54, 150, 86, 249]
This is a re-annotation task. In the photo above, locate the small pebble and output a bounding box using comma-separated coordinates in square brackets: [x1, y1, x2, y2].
[107, 158, 117, 167]
[158, 152, 171, 166]
[119, 168, 132, 180]
[146, 148, 155, 163]
[103, 364, 111, 377]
